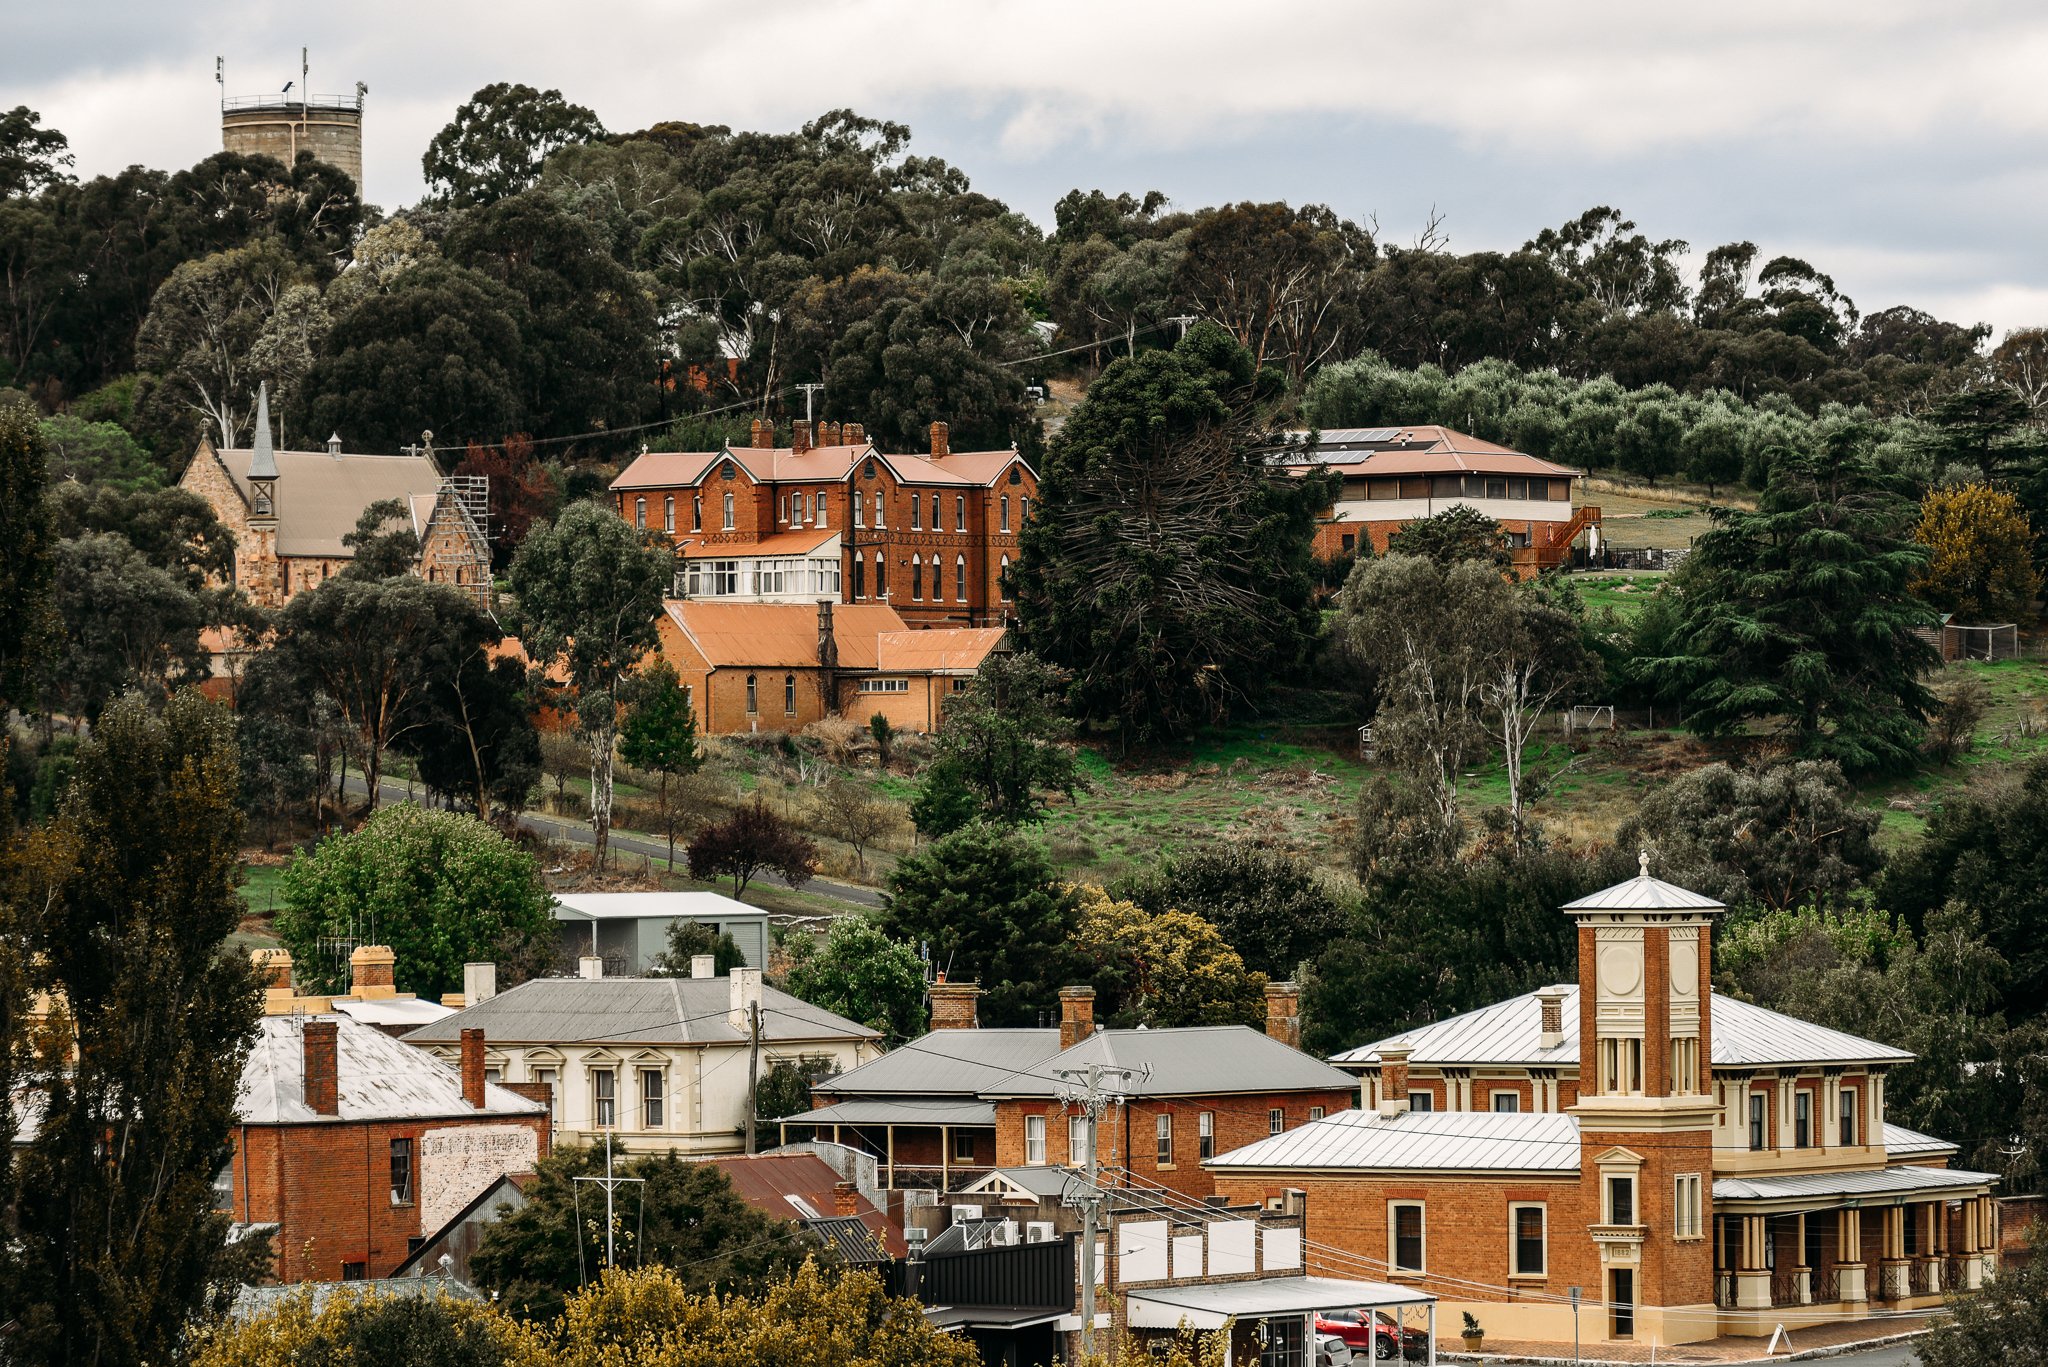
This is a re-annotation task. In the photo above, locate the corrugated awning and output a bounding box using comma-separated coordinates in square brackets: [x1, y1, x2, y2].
[1126, 1275, 1434, 1330]
[786, 1098, 997, 1127]
[1714, 1164, 1998, 1205]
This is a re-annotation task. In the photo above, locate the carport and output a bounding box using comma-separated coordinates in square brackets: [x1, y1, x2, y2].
[1125, 1274, 1437, 1366]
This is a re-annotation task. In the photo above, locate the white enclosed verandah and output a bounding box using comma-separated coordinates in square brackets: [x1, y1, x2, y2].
[1126, 1275, 1437, 1367]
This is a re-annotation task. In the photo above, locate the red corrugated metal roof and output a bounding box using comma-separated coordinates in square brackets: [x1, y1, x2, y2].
[664, 601, 905, 669]
[876, 628, 1009, 674]
[701, 1153, 906, 1257]
[676, 529, 838, 559]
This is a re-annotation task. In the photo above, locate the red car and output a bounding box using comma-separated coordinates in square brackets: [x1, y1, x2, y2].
[1313, 1309, 1430, 1360]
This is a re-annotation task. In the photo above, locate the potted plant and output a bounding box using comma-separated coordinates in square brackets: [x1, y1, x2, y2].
[1460, 1312, 1484, 1352]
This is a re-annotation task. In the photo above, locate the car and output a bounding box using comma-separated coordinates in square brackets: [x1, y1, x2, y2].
[1314, 1331, 1353, 1367]
[1313, 1309, 1430, 1361]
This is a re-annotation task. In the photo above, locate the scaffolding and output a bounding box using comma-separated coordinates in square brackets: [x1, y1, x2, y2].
[431, 476, 493, 612]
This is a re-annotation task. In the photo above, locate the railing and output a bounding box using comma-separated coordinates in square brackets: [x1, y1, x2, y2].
[1945, 1257, 1968, 1291]
[877, 1163, 996, 1193]
[222, 93, 362, 113]
[1810, 1265, 1840, 1304]
[1911, 1259, 1939, 1295]
[1769, 1268, 1803, 1307]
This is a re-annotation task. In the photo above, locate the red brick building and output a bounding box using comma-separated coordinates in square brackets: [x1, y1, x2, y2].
[1270, 425, 1602, 578]
[1206, 863, 1998, 1349]
[783, 980, 1354, 1201]
[611, 419, 1035, 628]
[228, 1015, 549, 1283]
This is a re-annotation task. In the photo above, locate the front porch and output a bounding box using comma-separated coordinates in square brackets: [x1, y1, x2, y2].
[1710, 1165, 1998, 1335]
[777, 1097, 997, 1191]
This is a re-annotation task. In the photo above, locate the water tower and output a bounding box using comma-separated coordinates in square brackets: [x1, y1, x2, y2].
[218, 50, 366, 191]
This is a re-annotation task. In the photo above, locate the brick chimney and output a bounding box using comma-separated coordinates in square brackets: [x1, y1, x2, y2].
[834, 1181, 860, 1216]
[349, 945, 397, 1000]
[820, 420, 842, 447]
[254, 948, 295, 1009]
[729, 966, 764, 1033]
[461, 1027, 486, 1110]
[845, 422, 865, 446]
[303, 1020, 339, 1116]
[1264, 981, 1302, 1049]
[817, 600, 839, 674]
[1058, 985, 1095, 1050]
[928, 976, 982, 1031]
[1537, 988, 1566, 1051]
[691, 954, 717, 980]
[1377, 1044, 1410, 1118]
[750, 418, 773, 449]
[929, 420, 949, 459]
[792, 420, 813, 454]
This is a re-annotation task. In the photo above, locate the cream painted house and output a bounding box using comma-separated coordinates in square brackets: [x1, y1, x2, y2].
[404, 962, 882, 1155]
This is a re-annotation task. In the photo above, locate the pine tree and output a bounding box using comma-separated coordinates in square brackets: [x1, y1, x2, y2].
[7, 691, 267, 1365]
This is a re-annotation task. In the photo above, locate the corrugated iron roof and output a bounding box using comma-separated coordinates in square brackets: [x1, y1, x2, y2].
[1883, 1123, 1960, 1160]
[1714, 1164, 1998, 1202]
[238, 1016, 543, 1124]
[983, 1026, 1359, 1099]
[1329, 986, 1914, 1070]
[402, 977, 879, 1047]
[1561, 872, 1725, 912]
[663, 600, 905, 669]
[875, 628, 1009, 674]
[676, 528, 839, 559]
[332, 997, 455, 1028]
[812, 1029, 1063, 1098]
[1128, 1275, 1433, 1329]
[609, 444, 1033, 491]
[1205, 1107, 1582, 1174]
[553, 891, 767, 922]
[804, 1214, 893, 1263]
[791, 1098, 997, 1127]
[213, 446, 447, 559]
[701, 1152, 906, 1257]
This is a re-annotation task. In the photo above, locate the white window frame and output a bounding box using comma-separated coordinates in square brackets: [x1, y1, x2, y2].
[634, 497, 646, 529]
[1025, 1115, 1046, 1165]
[721, 490, 735, 531]
[1000, 495, 1010, 532]
[593, 1068, 617, 1129]
[1508, 1201, 1546, 1278]
[641, 1067, 665, 1129]
[911, 492, 922, 529]
[1068, 1114, 1090, 1166]
[1407, 1091, 1434, 1113]
[955, 494, 966, 529]
[1268, 1107, 1285, 1136]
[1673, 1173, 1704, 1240]
[1156, 1113, 1173, 1166]
[1389, 1201, 1426, 1274]
[1199, 1111, 1215, 1160]
[956, 555, 967, 601]
[663, 496, 674, 533]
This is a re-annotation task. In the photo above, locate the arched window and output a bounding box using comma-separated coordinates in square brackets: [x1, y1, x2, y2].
[930, 554, 944, 602]
[852, 554, 866, 599]
[911, 555, 923, 601]
[911, 493, 922, 529]
[1021, 495, 1031, 524]
[1000, 554, 1011, 600]
[956, 494, 966, 530]
[745, 674, 758, 713]
[722, 491, 735, 530]
[875, 552, 888, 599]
[692, 496, 702, 531]
[956, 555, 967, 601]
[1000, 495, 1010, 532]
[635, 497, 647, 529]
[784, 674, 796, 715]
[663, 496, 675, 533]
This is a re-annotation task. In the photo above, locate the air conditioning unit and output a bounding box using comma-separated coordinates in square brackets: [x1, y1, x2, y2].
[950, 1204, 983, 1225]
[1025, 1221, 1057, 1245]
[986, 1220, 1020, 1247]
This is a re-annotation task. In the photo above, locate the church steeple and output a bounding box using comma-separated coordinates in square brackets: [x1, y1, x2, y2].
[249, 383, 278, 523]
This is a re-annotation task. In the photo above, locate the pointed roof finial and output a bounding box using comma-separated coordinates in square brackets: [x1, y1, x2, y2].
[249, 382, 277, 479]
[1639, 848, 1651, 879]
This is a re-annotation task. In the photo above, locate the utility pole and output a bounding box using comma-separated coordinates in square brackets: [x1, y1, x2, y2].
[1057, 1062, 1147, 1360]
[572, 1133, 644, 1276]
[1167, 314, 1200, 340]
[744, 1000, 763, 1154]
[797, 382, 825, 425]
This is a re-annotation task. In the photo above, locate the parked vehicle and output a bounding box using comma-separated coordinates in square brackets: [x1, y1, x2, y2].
[1314, 1331, 1353, 1367]
[1313, 1309, 1429, 1361]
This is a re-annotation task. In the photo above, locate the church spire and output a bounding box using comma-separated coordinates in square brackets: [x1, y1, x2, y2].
[250, 382, 278, 479]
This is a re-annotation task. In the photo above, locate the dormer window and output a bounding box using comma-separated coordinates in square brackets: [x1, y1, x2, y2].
[721, 460, 735, 480]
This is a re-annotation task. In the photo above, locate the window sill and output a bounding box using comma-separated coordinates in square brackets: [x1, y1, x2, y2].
[1156, 1163, 1177, 1172]
[1507, 1272, 1546, 1282]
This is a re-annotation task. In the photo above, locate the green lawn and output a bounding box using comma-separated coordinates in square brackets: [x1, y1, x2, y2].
[1571, 571, 1666, 620]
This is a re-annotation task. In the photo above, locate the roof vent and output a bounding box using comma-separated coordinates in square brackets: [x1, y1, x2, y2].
[327, 432, 343, 456]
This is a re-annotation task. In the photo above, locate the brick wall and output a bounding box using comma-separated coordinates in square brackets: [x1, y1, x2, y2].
[993, 1091, 1354, 1198]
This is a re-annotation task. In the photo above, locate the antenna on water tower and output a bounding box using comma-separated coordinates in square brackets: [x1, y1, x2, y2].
[215, 56, 224, 110]
[301, 48, 309, 120]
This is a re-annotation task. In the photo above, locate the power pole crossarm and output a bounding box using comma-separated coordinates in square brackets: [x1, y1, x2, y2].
[1056, 1062, 1149, 1360]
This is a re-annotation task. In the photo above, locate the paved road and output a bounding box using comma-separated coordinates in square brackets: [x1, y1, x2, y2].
[337, 775, 884, 910]
[1815, 1344, 1921, 1366]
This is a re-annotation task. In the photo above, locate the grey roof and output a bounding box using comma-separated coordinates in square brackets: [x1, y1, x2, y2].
[1885, 1123, 1960, 1160]
[923, 1218, 1013, 1256]
[237, 1016, 542, 1125]
[811, 1029, 1062, 1099]
[1561, 870, 1725, 912]
[964, 1165, 1088, 1200]
[803, 1214, 892, 1263]
[981, 1026, 1359, 1100]
[214, 445, 446, 559]
[402, 976, 879, 1048]
[1207, 1107, 1581, 1174]
[553, 890, 769, 922]
[333, 996, 455, 1028]
[1330, 986, 1913, 1071]
[1715, 1164, 1998, 1203]
[789, 1097, 997, 1127]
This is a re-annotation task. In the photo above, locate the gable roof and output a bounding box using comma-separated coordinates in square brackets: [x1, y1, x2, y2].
[662, 600, 905, 670]
[402, 976, 879, 1048]
[1207, 1107, 1581, 1175]
[811, 1029, 1063, 1099]
[980, 1026, 1359, 1100]
[875, 628, 1008, 674]
[610, 443, 1033, 492]
[676, 528, 839, 559]
[237, 1015, 544, 1125]
[211, 444, 447, 559]
[553, 890, 768, 923]
[700, 1152, 905, 1258]
[1329, 986, 1914, 1071]
[1270, 425, 1580, 480]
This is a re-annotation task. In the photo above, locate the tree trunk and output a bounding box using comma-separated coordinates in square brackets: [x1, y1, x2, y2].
[588, 715, 617, 872]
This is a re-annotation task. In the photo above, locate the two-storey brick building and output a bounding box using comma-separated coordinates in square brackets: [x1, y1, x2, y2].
[1206, 861, 1998, 1350]
[611, 419, 1035, 628]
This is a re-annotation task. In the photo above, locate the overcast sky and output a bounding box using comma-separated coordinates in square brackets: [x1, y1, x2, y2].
[14, 0, 2048, 338]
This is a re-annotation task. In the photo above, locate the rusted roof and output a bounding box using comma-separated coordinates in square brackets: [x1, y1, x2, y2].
[238, 1015, 544, 1125]
[663, 601, 905, 669]
[676, 529, 839, 559]
[875, 628, 1009, 674]
[701, 1152, 906, 1257]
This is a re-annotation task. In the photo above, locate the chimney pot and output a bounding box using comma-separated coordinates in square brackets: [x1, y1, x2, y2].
[821, 420, 841, 447]
[1377, 1044, 1411, 1118]
[792, 420, 812, 454]
[691, 953, 717, 980]
[463, 961, 497, 1006]
[348, 944, 397, 999]
[461, 1027, 487, 1110]
[1058, 985, 1095, 1050]
[254, 948, 295, 997]
[834, 1181, 860, 1217]
[928, 979, 983, 1031]
[751, 418, 773, 449]
[846, 422, 865, 446]
[929, 420, 949, 459]
[579, 955, 604, 980]
[302, 1020, 339, 1116]
[1263, 981, 1302, 1050]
